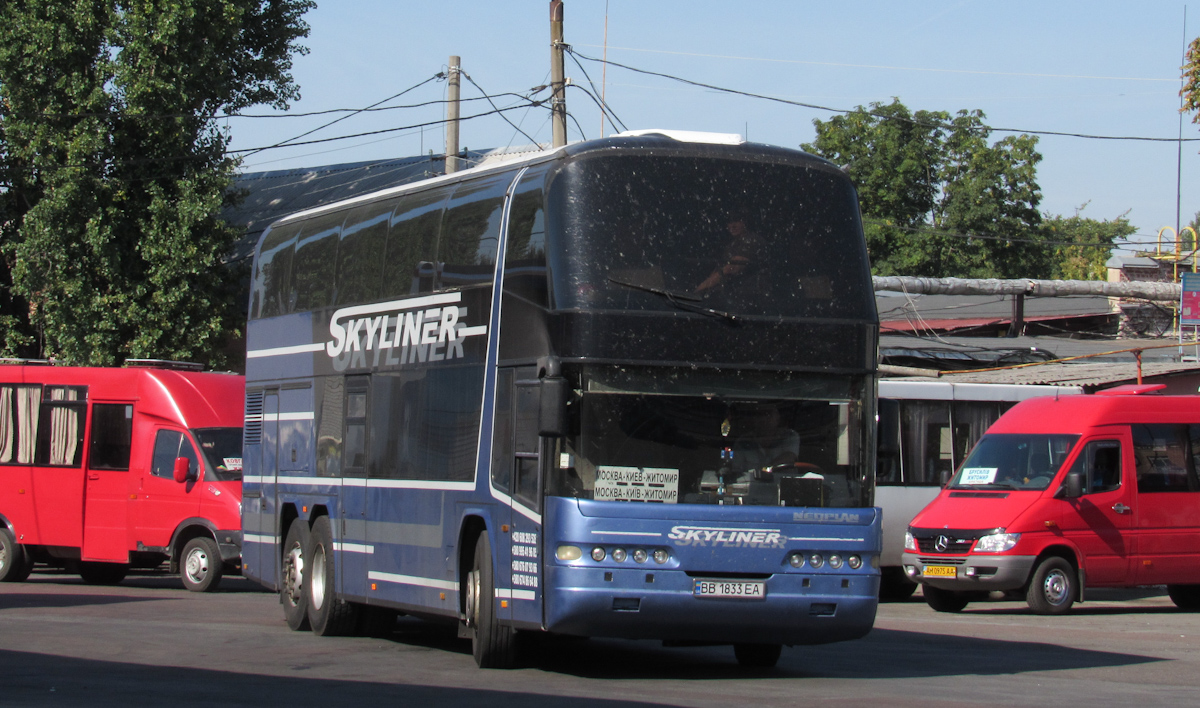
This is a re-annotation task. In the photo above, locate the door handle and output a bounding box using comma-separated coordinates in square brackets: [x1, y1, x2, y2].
[1112, 503, 1130, 514]
[87, 473, 100, 480]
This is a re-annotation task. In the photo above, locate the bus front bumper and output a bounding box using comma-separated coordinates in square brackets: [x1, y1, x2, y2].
[543, 565, 878, 646]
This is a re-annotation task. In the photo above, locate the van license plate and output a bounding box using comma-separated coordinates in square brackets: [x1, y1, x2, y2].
[693, 579, 766, 599]
[923, 565, 957, 578]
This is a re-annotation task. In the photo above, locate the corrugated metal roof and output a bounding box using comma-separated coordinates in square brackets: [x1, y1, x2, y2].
[896, 361, 1200, 390]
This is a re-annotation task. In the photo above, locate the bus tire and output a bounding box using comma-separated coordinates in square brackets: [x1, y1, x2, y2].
[307, 516, 359, 636]
[468, 532, 515, 668]
[282, 521, 311, 631]
[78, 561, 128, 586]
[0, 527, 33, 583]
[1167, 584, 1200, 610]
[733, 643, 782, 668]
[180, 537, 223, 593]
[1026, 556, 1076, 615]
[923, 585, 970, 613]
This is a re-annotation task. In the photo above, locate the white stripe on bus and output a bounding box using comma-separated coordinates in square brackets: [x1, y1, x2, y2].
[246, 342, 326, 359]
[368, 572, 457, 591]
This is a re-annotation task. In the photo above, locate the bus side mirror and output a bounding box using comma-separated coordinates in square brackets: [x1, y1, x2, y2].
[1062, 471, 1083, 499]
[173, 457, 194, 483]
[539, 377, 568, 438]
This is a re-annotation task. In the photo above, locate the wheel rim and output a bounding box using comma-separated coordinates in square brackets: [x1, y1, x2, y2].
[185, 547, 210, 584]
[1043, 568, 1070, 605]
[311, 543, 327, 612]
[284, 541, 304, 607]
[465, 569, 480, 627]
[0, 538, 8, 573]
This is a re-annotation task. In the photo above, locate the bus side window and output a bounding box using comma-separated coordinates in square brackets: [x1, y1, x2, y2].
[35, 386, 87, 467]
[337, 200, 395, 306]
[316, 377, 344, 477]
[504, 172, 548, 307]
[513, 378, 541, 509]
[876, 399, 901, 485]
[253, 222, 301, 318]
[490, 369, 514, 494]
[383, 187, 449, 298]
[0, 384, 42, 465]
[90, 404, 134, 470]
[439, 171, 513, 290]
[292, 211, 345, 312]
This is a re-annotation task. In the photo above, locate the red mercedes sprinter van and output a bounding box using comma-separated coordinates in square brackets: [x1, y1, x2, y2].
[0, 362, 243, 591]
[902, 385, 1200, 614]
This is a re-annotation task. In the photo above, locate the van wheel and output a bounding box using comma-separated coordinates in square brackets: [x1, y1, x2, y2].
[181, 537, 224, 593]
[78, 561, 128, 586]
[1026, 556, 1076, 614]
[923, 585, 970, 612]
[0, 527, 33, 583]
[734, 643, 783, 668]
[281, 521, 310, 631]
[1167, 584, 1200, 610]
[307, 516, 360, 636]
[467, 532, 515, 668]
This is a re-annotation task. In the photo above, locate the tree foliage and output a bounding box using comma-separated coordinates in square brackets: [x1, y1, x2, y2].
[803, 99, 1048, 278]
[0, 0, 313, 366]
[1042, 205, 1136, 281]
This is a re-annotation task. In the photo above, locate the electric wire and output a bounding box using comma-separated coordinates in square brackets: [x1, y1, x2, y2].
[460, 72, 544, 150]
[565, 47, 628, 132]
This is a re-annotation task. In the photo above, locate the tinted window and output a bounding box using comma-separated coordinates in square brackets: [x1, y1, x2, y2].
[90, 403, 133, 470]
[382, 187, 450, 298]
[316, 376, 344, 477]
[292, 211, 345, 311]
[1134, 424, 1196, 492]
[253, 222, 301, 318]
[1067, 440, 1122, 495]
[546, 155, 871, 318]
[490, 369, 514, 493]
[151, 429, 199, 479]
[345, 378, 369, 475]
[0, 384, 42, 465]
[35, 386, 87, 467]
[504, 171, 549, 307]
[439, 172, 513, 289]
[337, 200, 395, 305]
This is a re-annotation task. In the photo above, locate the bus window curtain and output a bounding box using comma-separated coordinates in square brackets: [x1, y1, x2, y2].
[49, 388, 80, 466]
[17, 386, 41, 464]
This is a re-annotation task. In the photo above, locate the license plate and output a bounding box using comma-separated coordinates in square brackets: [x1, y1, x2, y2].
[923, 565, 957, 578]
[693, 579, 766, 599]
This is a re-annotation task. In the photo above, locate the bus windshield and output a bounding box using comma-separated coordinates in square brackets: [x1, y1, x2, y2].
[546, 153, 872, 319]
[194, 427, 244, 482]
[949, 433, 1079, 491]
[548, 368, 872, 508]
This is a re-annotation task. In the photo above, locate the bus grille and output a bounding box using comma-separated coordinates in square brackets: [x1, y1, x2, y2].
[244, 390, 264, 445]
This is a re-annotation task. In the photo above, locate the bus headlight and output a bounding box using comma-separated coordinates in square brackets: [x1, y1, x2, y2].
[611, 548, 627, 562]
[975, 532, 1020, 553]
[828, 554, 844, 569]
[653, 549, 669, 564]
[788, 552, 804, 568]
[847, 555, 863, 570]
[808, 553, 824, 569]
[590, 547, 606, 562]
[556, 545, 583, 561]
[633, 549, 648, 564]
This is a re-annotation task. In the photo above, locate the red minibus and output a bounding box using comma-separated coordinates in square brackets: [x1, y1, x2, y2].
[902, 385, 1200, 614]
[0, 361, 243, 591]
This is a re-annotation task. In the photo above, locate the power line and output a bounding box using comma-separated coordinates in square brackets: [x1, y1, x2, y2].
[564, 46, 1200, 144]
[565, 49, 628, 133]
[460, 72, 544, 150]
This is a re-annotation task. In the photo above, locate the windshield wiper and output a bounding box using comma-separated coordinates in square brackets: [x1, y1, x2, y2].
[607, 276, 738, 323]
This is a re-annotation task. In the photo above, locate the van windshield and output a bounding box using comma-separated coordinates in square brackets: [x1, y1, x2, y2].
[950, 433, 1079, 491]
[194, 428, 243, 482]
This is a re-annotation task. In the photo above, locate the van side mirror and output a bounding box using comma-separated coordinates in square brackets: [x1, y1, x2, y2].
[173, 457, 194, 483]
[1062, 471, 1083, 499]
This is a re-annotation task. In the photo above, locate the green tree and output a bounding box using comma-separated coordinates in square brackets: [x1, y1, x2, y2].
[1042, 205, 1136, 280]
[803, 98, 1047, 278]
[0, 0, 313, 366]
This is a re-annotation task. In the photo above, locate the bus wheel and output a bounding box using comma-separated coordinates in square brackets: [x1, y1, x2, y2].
[1026, 556, 1076, 615]
[0, 527, 33, 583]
[307, 516, 360, 636]
[733, 643, 782, 668]
[282, 521, 311, 631]
[468, 532, 515, 668]
[1167, 584, 1200, 610]
[78, 561, 128, 586]
[923, 585, 970, 613]
[180, 537, 224, 593]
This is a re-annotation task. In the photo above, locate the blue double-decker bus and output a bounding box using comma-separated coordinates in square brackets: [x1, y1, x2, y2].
[240, 130, 881, 668]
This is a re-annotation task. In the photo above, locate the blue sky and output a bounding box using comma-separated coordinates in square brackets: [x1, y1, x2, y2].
[225, 1, 1200, 252]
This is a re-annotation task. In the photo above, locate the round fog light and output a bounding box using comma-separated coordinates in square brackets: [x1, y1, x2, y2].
[653, 549, 669, 564]
[808, 553, 825, 569]
[633, 548, 648, 564]
[788, 553, 804, 568]
[591, 547, 606, 562]
[828, 554, 843, 569]
[612, 548, 627, 562]
[847, 555, 862, 570]
[556, 545, 583, 561]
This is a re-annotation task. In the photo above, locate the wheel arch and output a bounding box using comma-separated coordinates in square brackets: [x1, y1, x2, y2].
[169, 518, 218, 561]
[457, 514, 490, 617]
[1028, 544, 1083, 601]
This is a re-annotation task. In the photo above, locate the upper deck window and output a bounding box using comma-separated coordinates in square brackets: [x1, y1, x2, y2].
[546, 154, 873, 319]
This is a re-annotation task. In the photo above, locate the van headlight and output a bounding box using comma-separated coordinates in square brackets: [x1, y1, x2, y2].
[904, 531, 917, 552]
[974, 532, 1020, 553]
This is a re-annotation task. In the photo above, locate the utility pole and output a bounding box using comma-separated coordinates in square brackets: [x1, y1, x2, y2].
[446, 55, 461, 174]
[550, 0, 567, 147]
